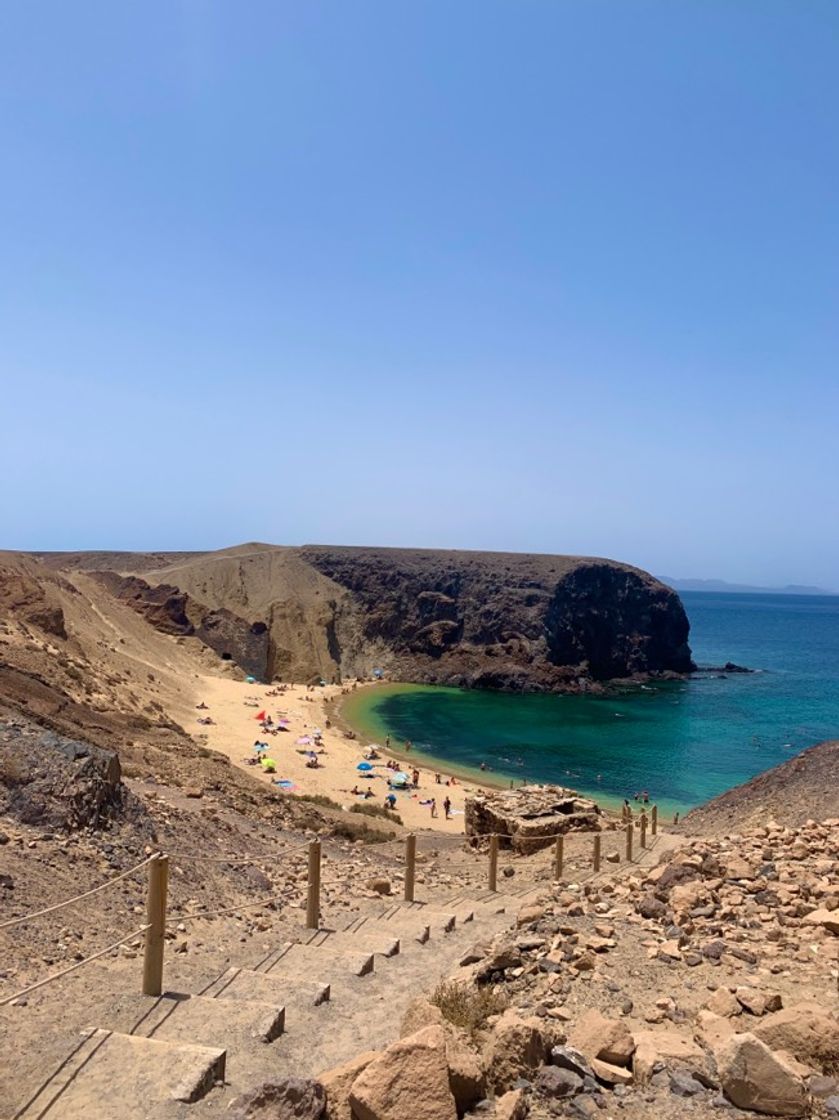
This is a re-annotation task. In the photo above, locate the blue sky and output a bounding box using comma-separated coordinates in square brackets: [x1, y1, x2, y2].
[1, 2, 837, 587]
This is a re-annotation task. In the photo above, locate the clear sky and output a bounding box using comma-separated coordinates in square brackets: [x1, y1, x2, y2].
[1, 2, 837, 587]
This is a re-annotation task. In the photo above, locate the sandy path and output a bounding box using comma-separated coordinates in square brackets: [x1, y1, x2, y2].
[187, 677, 490, 833]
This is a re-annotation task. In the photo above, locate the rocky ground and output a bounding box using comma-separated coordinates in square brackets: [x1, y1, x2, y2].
[296, 817, 839, 1120]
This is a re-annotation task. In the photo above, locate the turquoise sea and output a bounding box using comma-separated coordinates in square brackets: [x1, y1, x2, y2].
[342, 593, 839, 814]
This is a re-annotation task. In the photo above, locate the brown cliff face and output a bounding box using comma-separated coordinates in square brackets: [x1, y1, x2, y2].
[29, 544, 693, 691]
[89, 571, 271, 681]
[300, 546, 693, 691]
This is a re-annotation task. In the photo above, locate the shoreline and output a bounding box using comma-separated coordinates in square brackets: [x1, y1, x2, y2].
[180, 675, 502, 835]
[336, 679, 687, 819]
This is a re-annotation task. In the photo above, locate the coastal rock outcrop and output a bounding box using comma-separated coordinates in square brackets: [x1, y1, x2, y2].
[465, 785, 602, 852]
[41, 543, 694, 694]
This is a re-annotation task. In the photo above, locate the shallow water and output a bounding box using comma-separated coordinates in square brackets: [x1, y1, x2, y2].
[341, 592, 839, 813]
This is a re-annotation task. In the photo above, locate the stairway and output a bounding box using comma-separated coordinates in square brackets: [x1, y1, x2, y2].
[1, 885, 517, 1119]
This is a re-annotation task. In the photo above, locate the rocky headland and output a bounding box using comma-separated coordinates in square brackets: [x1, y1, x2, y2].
[36, 542, 694, 693]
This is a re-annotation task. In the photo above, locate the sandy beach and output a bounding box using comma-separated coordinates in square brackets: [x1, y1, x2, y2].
[187, 676, 493, 833]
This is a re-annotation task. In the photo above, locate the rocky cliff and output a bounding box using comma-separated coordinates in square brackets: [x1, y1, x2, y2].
[35, 543, 694, 691]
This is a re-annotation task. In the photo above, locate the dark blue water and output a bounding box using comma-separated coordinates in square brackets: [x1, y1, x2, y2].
[344, 592, 839, 812]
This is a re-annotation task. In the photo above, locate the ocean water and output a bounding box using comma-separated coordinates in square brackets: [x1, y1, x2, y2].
[341, 592, 839, 814]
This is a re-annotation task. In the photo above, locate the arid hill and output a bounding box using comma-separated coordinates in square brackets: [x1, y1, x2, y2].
[37, 542, 693, 691]
[680, 738, 839, 834]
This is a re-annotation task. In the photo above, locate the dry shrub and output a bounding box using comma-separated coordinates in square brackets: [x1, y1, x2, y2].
[430, 979, 507, 1037]
[350, 802, 403, 825]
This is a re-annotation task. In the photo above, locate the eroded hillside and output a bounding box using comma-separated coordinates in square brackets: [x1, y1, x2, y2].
[39, 543, 694, 691]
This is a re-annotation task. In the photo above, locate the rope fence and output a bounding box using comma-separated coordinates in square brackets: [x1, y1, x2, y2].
[0, 925, 150, 1007]
[0, 854, 157, 931]
[0, 807, 666, 1003]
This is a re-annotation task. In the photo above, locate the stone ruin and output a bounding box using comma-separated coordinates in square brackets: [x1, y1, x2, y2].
[465, 784, 602, 853]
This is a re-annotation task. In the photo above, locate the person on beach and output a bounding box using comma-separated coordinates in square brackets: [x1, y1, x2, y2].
[430, 798, 437, 818]
[384, 793, 397, 810]
[443, 796, 451, 819]
[435, 772, 442, 784]
[385, 735, 390, 749]
[412, 768, 420, 787]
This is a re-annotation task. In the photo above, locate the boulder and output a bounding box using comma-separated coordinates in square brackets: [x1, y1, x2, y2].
[567, 1009, 635, 1068]
[590, 1058, 633, 1086]
[231, 1078, 326, 1119]
[516, 904, 545, 928]
[706, 988, 741, 1018]
[484, 1009, 548, 1093]
[802, 908, 839, 935]
[349, 1026, 457, 1120]
[400, 996, 444, 1038]
[443, 1025, 486, 1113]
[715, 1033, 806, 1116]
[535, 1065, 583, 1097]
[365, 877, 392, 896]
[319, 1052, 379, 1120]
[632, 1029, 709, 1085]
[494, 1088, 529, 1120]
[753, 1003, 839, 1070]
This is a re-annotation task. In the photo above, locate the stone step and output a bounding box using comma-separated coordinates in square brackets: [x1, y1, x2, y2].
[14, 1027, 225, 1119]
[306, 927, 401, 958]
[341, 912, 430, 945]
[114, 991, 286, 1046]
[445, 890, 508, 913]
[163, 961, 331, 1012]
[378, 900, 473, 931]
[259, 940, 375, 978]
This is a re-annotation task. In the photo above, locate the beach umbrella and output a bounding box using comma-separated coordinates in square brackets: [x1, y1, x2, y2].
[245, 675, 256, 684]
[255, 710, 266, 721]
[296, 736, 313, 745]
[356, 761, 374, 771]
[278, 719, 290, 727]
[260, 757, 277, 769]
[253, 743, 267, 753]
[306, 750, 318, 759]
[390, 771, 411, 787]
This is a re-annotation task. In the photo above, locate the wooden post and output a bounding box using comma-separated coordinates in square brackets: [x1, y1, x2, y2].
[306, 840, 322, 929]
[625, 821, 633, 861]
[488, 834, 499, 892]
[651, 804, 658, 836]
[593, 833, 601, 872]
[404, 833, 416, 902]
[640, 811, 647, 849]
[142, 853, 169, 997]
[554, 835, 564, 881]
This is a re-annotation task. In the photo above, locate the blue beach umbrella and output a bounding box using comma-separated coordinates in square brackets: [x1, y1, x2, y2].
[356, 761, 374, 771]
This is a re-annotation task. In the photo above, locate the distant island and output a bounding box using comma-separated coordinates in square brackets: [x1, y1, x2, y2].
[660, 577, 836, 596]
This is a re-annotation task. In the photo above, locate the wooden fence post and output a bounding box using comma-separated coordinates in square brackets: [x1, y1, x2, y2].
[640, 811, 647, 849]
[488, 834, 499, 892]
[142, 853, 169, 997]
[404, 833, 416, 903]
[625, 821, 633, 861]
[554, 835, 564, 881]
[651, 805, 658, 836]
[306, 840, 322, 929]
[593, 833, 601, 872]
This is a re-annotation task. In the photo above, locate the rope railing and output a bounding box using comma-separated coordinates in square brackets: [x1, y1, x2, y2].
[0, 854, 158, 931]
[0, 925, 151, 1007]
[0, 807, 667, 1005]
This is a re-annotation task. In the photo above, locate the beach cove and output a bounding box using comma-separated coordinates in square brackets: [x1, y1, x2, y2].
[340, 592, 839, 816]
